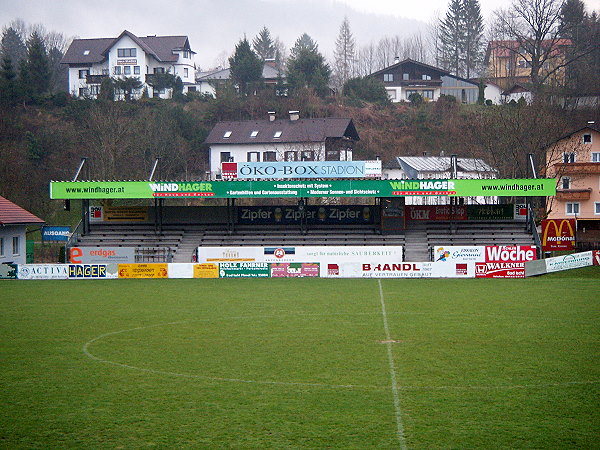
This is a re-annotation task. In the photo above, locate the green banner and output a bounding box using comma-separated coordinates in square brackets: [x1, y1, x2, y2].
[466, 204, 514, 220]
[50, 179, 556, 199]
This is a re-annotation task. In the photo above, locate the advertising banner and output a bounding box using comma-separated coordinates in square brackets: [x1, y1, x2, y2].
[221, 161, 382, 179]
[541, 219, 576, 251]
[514, 204, 527, 221]
[118, 263, 168, 278]
[69, 247, 136, 264]
[325, 261, 475, 278]
[545, 251, 593, 273]
[194, 263, 220, 278]
[271, 263, 320, 277]
[466, 205, 514, 221]
[50, 179, 556, 199]
[103, 206, 148, 222]
[475, 245, 536, 278]
[41, 226, 71, 242]
[218, 262, 270, 278]
[17, 264, 69, 280]
[68, 264, 118, 279]
[594, 250, 600, 266]
[0, 263, 17, 279]
[197, 246, 404, 277]
[433, 246, 485, 262]
[406, 205, 467, 221]
[237, 205, 375, 225]
[89, 205, 104, 222]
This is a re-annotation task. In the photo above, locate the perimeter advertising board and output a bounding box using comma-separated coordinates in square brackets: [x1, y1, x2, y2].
[18, 264, 69, 279]
[406, 205, 467, 221]
[219, 262, 270, 278]
[545, 251, 593, 272]
[221, 161, 382, 179]
[50, 179, 556, 199]
[197, 246, 403, 277]
[69, 247, 136, 264]
[118, 264, 168, 278]
[68, 264, 118, 279]
[271, 263, 320, 277]
[323, 262, 475, 278]
[474, 245, 536, 278]
[541, 219, 576, 251]
[0, 263, 17, 279]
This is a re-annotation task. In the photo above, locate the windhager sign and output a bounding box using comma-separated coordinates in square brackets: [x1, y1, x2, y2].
[50, 179, 556, 199]
[475, 245, 536, 278]
[541, 219, 576, 251]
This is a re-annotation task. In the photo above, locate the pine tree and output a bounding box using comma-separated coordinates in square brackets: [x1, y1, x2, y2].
[252, 26, 275, 61]
[0, 56, 21, 105]
[462, 0, 484, 78]
[333, 17, 356, 90]
[439, 0, 465, 77]
[0, 27, 26, 71]
[20, 31, 50, 98]
[287, 34, 331, 97]
[289, 33, 319, 59]
[228, 37, 263, 96]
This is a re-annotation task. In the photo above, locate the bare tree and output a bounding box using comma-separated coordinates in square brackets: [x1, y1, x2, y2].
[333, 16, 356, 90]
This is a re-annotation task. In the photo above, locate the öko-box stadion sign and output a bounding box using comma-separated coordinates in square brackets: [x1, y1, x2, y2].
[221, 161, 382, 179]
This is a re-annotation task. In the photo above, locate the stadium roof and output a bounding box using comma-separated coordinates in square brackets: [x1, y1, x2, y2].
[0, 196, 45, 225]
[388, 156, 497, 174]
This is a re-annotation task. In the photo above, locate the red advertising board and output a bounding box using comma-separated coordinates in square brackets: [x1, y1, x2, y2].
[475, 245, 536, 278]
[406, 205, 467, 221]
[541, 219, 576, 251]
[594, 250, 600, 266]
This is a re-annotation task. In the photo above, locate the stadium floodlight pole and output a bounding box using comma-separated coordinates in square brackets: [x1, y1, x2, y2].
[149, 158, 160, 181]
[72, 157, 87, 181]
[528, 153, 537, 179]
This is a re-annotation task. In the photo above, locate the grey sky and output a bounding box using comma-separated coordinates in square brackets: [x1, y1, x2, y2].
[1, 0, 599, 69]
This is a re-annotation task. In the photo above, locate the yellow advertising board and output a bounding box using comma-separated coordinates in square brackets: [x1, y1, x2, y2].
[193, 263, 219, 278]
[104, 207, 148, 222]
[118, 263, 168, 278]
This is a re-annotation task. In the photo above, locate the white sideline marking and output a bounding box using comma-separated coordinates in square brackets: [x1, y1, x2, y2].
[378, 279, 408, 450]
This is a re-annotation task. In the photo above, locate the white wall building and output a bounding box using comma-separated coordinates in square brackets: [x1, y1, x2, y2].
[204, 113, 360, 179]
[61, 30, 198, 99]
[0, 196, 45, 265]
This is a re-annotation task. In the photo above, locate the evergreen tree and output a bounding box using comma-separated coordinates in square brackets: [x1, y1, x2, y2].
[20, 31, 50, 98]
[286, 35, 331, 97]
[342, 76, 389, 104]
[252, 26, 275, 61]
[98, 76, 115, 100]
[228, 37, 263, 96]
[462, 0, 484, 78]
[440, 0, 464, 76]
[0, 27, 26, 72]
[333, 17, 356, 90]
[0, 56, 21, 105]
[113, 76, 142, 101]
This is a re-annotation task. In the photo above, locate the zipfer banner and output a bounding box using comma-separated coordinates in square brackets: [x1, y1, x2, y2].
[50, 179, 556, 199]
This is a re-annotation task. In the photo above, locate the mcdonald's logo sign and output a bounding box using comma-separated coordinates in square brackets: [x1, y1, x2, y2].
[541, 219, 576, 251]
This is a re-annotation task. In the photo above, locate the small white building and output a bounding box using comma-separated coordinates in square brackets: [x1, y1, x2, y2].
[204, 112, 360, 179]
[383, 156, 499, 205]
[0, 196, 45, 265]
[61, 30, 198, 99]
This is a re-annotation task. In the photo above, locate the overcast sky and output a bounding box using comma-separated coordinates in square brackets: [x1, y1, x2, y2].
[1, 0, 599, 69]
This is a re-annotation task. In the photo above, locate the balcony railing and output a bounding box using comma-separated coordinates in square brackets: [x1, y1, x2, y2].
[86, 74, 109, 84]
[555, 188, 592, 200]
[552, 162, 600, 175]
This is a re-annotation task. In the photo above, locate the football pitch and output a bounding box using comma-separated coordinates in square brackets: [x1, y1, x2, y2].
[1, 268, 599, 448]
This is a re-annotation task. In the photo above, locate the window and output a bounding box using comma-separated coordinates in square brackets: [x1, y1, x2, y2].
[403, 73, 409, 80]
[563, 152, 576, 163]
[78, 69, 89, 79]
[223, 131, 232, 139]
[595, 203, 600, 215]
[423, 90, 434, 99]
[89, 85, 99, 96]
[250, 130, 259, 138]
[12, 236, 19, 256]
[592, 152, 600, 162]
[326, 150, 341, 161]
[383, 73, 393, 82]
[102, 68, 109, 75]
[123, 66, 131, 75]
[220, 152, 232, 162]
[583, 134, 592, 144]
[422, 74, 431, 80]
[134, 66, 140, 75]
[247, 152, 260, 162]
[273, 131, 282, 139]
[0, 237, 3, 256]
[183, 50, 191, 59]
[184, 68, 189, 78]
[561, 177, 571, 189]
[284, 151, 297, 161]
[78, 88, 88, 97]
[83, 50, 90, 56]
[301, 151, 315, 161]
[117, 48, 136, 57]
[264, 151, 277, 162]
[114, 66, 121, 75]
[153, 67, 165, 74]
[566, 202, 580, 215]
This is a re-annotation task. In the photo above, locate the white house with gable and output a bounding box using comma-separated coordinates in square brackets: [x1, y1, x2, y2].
[61, 30, 198, 99]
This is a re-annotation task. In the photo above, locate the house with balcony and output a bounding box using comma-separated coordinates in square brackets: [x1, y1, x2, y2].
[545, 123, 600, 248]
[204, 112, 359, 179]
[61, 30, 198, 99]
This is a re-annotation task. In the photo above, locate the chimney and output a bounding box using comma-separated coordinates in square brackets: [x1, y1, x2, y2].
[394, 56, 400, 64]
[268, 111, 276, 122]
[289, 110, 300, 121]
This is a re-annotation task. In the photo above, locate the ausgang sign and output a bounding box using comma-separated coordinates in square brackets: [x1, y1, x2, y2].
[221, 161, 382, 179]
[541, 219, 576, 251]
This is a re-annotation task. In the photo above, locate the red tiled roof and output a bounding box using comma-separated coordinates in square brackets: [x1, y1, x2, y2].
[0, 196, 45, 225]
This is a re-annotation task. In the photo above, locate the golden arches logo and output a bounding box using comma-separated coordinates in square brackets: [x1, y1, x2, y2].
[542, 219, 575, 250]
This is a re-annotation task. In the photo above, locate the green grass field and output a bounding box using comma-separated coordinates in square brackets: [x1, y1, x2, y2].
[1, 268, 599, 448]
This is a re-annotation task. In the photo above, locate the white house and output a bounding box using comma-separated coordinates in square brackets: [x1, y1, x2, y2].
[0, 196, 45, 264]
[61, 30, 198, 99]
[383, 156, 499, 205]
[204, 112, 360, 179]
